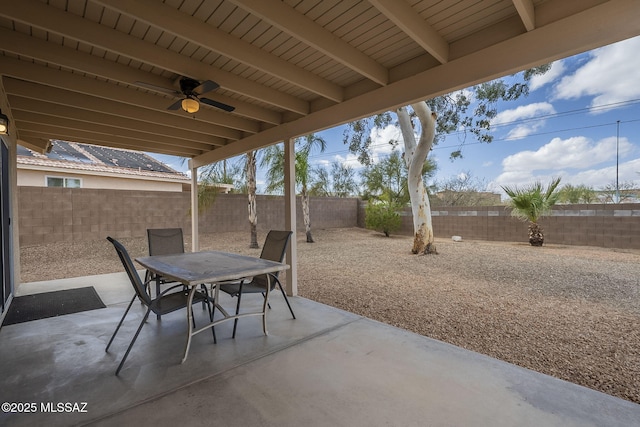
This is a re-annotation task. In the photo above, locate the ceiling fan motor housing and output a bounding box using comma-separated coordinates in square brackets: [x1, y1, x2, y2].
[179, 78, 201, 96]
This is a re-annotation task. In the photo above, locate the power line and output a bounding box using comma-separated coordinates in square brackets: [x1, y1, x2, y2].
[434, 117, 640, 152]
[306, 100, 640, 162]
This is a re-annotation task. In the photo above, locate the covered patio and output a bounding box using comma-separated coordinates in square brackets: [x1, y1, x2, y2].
[1, 1, 640, 425]
[2, 0, 640, 297]
[2, 272, 639, 426]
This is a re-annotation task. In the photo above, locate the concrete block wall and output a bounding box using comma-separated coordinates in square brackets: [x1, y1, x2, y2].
[358, 201, 640, 249]
[195, 194, 358, 234]
[17, 187, 359, 246]
[18, 187, 640, 249]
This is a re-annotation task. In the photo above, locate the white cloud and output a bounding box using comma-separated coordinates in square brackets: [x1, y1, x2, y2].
[334, 153, 362, 169]
[504, 122, 543, 140]
[553, 36, 640, 109]
[490, 136, 638, 192]
[530, 60, 566, 91]
[502, 136, 633, 172]
[492, 102, 556, 140]
[493, 102, 556, 126]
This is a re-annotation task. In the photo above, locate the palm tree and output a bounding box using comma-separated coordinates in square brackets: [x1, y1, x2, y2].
[262, 134, 326, 242]
[502, 177, 561, 246]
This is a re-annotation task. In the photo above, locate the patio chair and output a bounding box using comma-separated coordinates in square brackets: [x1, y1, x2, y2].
[218, 230, 295, 338]
[145, 228, 189, 319]
[145, 228, 185, 294]
[105, 236, 214, 375]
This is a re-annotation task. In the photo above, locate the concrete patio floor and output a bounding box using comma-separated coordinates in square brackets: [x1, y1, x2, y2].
[1, 272, 639, 426]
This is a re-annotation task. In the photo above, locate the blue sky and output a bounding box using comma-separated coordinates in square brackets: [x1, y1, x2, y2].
[152, 35, 640, 196]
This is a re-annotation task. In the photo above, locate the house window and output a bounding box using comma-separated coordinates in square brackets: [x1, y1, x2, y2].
[46, 176, 82, 188]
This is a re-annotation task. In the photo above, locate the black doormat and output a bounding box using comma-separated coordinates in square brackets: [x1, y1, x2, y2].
[2, 286, 106, 326]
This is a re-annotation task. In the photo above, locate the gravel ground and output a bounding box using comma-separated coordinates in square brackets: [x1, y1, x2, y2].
[20, 227, 640, 404]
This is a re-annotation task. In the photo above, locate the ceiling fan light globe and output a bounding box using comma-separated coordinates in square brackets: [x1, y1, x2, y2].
[181, 98, 199, 113]
[0, 112, 8, 135]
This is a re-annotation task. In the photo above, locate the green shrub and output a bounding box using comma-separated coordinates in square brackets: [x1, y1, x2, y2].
[365, 201, 401, 237]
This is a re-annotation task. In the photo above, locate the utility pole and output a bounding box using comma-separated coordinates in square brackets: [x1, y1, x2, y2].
[615, 120, 620, 204]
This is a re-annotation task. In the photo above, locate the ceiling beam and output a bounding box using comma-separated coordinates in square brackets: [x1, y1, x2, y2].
[192, 0, 640, 168]
[512, 0, 536, 31]
[0, 57, 252, 136]
[14, 111, 213, 153]
[228, 0, 389, 86]
[0, 0, 309, 114]
[19, 126, 203, 157]
[9, 96, 224, 148]
[368, 0, 449, 63]
[0, 28, 283, 125]
[3, 77, 239, 142]
[9, 100, 224, 151]
[95, 0, 343, 102]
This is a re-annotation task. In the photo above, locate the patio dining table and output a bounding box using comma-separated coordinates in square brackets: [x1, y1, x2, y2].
[135, 250, 289, 363]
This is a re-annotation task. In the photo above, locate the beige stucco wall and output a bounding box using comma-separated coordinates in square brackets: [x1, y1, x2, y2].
[17, 167, 185, 192]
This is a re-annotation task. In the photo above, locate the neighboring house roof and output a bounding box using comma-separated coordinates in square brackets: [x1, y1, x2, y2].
[17, 140, 189, 182]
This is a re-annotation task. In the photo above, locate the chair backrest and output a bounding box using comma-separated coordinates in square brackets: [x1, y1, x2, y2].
[253, 230, 292, 289]
[107, 236, 152, 306]
[147, 228, 185, 256]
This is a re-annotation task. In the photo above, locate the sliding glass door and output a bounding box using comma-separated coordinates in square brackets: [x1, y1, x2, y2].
[0, 140, 12, 315]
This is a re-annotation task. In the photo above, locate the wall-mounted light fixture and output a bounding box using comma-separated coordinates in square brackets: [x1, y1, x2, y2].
[181, 97, 199, 114]
[0, 109, 9, 135]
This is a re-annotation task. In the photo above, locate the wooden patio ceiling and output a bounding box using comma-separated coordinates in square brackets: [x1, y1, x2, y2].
[0, 0, 638, 169]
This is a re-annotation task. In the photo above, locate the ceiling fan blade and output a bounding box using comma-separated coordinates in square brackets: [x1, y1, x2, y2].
[193, 80, 220, 95]
[167, 99, 183, 110]
[200, 97, 235, 112]
[134, 81, 181, 96]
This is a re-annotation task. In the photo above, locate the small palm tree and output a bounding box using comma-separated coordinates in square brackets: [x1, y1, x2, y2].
[502, 177, 561, 246]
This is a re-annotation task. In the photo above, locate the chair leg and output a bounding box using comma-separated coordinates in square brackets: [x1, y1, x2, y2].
[201, 284, 207, 311]
[115, 308, 152, 375]
[206, 285, 217, 344]
[276, 279, 296, 319]
[232, 283, 243, 339]
[106, 293, 137, 352]
[207, 299, 216, 344]
[156, 277, 162, 321]
[143, 271, 151, 295]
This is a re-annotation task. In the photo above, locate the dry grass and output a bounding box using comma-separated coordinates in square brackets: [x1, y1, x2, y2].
[20, 227, 640, 404]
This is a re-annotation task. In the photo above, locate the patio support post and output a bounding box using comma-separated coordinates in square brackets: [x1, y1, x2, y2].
[191, 166, 199, 252]
[283, 137, 297, 296]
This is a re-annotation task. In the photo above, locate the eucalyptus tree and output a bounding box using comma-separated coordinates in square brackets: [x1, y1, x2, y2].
[262, 134, 327, 242]
[343, 65, 550, 254]
[502, 178, 562, 246]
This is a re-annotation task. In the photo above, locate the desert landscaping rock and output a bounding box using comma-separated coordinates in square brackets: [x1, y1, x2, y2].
[20, 227, 640, 404]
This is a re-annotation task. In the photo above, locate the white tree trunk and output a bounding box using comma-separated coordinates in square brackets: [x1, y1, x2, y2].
[396, 103, 438, 254]
[246, 151, 259, 249]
